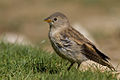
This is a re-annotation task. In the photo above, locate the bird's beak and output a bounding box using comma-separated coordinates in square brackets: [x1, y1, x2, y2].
[44, 18, 52, 23]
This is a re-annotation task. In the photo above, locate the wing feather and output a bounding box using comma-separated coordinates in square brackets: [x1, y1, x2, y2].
[66, 27, 110, 61]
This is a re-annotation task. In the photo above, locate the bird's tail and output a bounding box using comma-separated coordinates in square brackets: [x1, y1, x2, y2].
[98, 59, 116, 71]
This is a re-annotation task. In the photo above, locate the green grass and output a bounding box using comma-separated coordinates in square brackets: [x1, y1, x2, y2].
[0, 42, 117, 80]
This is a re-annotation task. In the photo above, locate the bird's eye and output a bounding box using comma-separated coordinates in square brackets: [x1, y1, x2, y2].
[54, 18, 57, 21]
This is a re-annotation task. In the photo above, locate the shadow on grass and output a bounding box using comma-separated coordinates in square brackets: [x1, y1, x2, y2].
[32, 62, 60, 74]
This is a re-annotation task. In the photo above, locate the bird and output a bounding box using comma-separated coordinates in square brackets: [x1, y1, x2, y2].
[44, 12, 115, 71]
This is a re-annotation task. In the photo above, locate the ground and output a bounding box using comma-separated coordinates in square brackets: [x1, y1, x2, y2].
[0, 0, 120, 79]
[0, 42, 118, 80]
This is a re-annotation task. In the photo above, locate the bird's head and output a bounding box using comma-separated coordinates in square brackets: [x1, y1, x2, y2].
[44, 12, 70, 28]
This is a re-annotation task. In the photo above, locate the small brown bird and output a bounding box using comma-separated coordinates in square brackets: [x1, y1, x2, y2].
[44, 12, 115, 71]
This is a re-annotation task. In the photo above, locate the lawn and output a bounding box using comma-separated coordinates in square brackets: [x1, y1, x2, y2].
[0, 42, 117, 80]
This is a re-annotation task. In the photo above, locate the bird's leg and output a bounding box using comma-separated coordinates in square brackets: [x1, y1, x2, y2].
[77, 62, 82, 69]
[67, 62, 74, 71]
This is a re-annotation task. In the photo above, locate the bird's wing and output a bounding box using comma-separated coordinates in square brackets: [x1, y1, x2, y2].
[80, 43, 115, 71]
[81, 43, 107, 62]
[61, 27, 110, 62]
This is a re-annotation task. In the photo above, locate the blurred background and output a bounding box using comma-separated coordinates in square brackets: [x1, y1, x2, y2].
[0, 0, 120, 68]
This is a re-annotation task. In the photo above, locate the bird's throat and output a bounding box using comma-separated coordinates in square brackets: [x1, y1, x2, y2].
[49, 25, 68, 37]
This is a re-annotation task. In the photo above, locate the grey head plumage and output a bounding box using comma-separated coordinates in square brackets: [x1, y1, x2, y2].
[44, 12, 70, 28]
